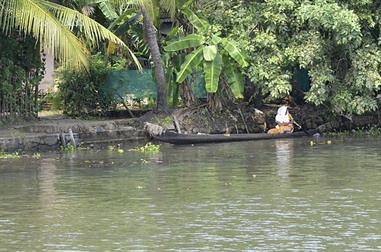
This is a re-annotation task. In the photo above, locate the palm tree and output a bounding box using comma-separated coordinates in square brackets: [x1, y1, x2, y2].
[141, 4, 168, 111]
[0, 0, 141, 70]
[92, 0, 179, 111]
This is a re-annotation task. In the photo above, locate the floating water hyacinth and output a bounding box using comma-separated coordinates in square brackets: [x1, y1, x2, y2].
[129, 143, 160, 154]
[0, 152, 20, 159]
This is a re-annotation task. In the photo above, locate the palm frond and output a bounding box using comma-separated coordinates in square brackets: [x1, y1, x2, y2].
[0, 0, 89, 69]
[0, 0, 18, 35]
[40, 1, 124, 48]
[39, 0, 141, 69]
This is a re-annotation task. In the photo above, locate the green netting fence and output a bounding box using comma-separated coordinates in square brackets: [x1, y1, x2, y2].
[102, 69, 206, 101]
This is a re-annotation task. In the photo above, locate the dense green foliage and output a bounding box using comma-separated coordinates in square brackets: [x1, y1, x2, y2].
[0, 34, 44, 94]
[0, 33, 44, 118]
[201, 0, 381, 115]
[57, 54, 127, 117]
[3, 0, 381, 118]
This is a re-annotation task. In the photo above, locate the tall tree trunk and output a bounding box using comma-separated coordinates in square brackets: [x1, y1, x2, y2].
[142, 8, 168, 112]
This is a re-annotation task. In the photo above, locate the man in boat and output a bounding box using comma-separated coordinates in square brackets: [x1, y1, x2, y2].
[267, 106, 295, 134]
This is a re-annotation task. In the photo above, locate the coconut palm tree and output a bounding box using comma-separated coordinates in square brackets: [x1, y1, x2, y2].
[90, 0, 180, 111]
[141, 5, 168, 111]
[0, 0, 141, 70]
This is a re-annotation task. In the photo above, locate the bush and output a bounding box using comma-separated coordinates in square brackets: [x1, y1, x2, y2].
[202, 0, 381, 115]
[0, 33, 44, 119]
[56, 54, 117, 117]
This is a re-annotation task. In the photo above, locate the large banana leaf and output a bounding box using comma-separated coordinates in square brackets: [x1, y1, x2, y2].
[176, 47, 203, 83]
[203, 45, 217, 61]
[221, 38, 248, 68]
[108, 9, 138, 31]
[164, 34, 204, 52]
[224, 61, 244, 99]
[211, 35, 222, 44]
[181, 7, 209, 31]
[99, 1, 119, 20]
[113, 14, 142, 37]
[204, 53, 222, 93]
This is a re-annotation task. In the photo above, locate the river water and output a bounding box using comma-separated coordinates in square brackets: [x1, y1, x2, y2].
[0, 137, 381, 251]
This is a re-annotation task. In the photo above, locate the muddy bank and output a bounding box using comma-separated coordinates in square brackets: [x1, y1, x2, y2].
[0, 117, 146, 152]
[141, 105, 317, 134]
[1, 104, 380, 152]
[142, 104, 381, 135]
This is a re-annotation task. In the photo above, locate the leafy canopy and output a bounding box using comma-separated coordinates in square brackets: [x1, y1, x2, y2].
[201, 0, 381, 115]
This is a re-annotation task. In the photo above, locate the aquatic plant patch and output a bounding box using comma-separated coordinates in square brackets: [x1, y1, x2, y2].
[0, 152, 21, 159]
[129, 143, 160, 154]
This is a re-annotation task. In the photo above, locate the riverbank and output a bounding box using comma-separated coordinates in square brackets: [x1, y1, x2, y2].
[0, 115, 146, 152]
[1, 104, 380, 152]
[142, 104, 381, 135]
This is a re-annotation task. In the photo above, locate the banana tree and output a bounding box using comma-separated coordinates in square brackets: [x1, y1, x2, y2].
[164, 7, 248, 100]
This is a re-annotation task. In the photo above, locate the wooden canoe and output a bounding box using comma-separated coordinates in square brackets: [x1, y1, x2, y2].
[153, 129, 318, 145]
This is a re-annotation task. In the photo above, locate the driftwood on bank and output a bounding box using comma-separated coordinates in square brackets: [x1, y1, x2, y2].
[172, 115, 182, 133]
[144, 122, 165, 137]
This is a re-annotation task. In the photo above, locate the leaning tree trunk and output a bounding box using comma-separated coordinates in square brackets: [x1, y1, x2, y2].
[142, 8, 168, 112]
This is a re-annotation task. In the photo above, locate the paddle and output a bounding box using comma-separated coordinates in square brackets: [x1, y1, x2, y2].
[293, 120, 311, 135]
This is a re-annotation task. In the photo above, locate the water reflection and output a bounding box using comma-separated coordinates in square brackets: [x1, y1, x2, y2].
[275, 140, 293, 180]
[0, 138, 381, 251]
[37, 160, 57, 209]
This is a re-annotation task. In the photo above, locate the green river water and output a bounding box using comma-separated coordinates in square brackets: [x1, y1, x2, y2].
[0, 137, 381, 251]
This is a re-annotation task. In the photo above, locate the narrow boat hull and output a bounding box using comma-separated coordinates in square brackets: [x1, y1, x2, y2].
[153, 130, 317, 144]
